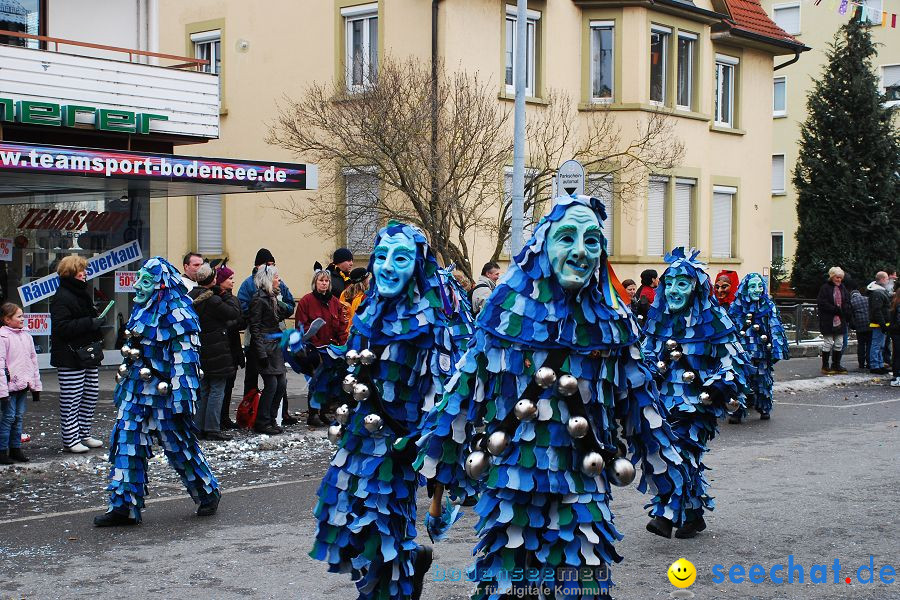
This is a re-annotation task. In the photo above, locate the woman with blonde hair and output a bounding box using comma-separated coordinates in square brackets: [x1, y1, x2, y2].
[816, 266, 850, 374]
[338, 267, 369, 338]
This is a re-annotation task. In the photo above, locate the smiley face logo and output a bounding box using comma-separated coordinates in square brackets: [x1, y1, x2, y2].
[668, 558, 696, 588]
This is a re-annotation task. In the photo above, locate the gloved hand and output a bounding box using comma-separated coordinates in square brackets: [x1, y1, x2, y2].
[425, 497, 463, 543]
[258, 356, 269, 370]
[92, 317, 105, 328]
[31, 390, 40, 402]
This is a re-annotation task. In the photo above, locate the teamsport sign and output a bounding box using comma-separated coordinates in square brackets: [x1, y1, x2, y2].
[0, 142, 317, 190]
[18, 240, 142, 307]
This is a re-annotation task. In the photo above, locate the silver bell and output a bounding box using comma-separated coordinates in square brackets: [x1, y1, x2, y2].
[139, 367, 152, 381]
[681, 371, 696, 384]
[363, 413, 384, 432]
[120, 345, 132, 357]
[486, 431, 509, 456]
[669, 350, 683, 361]
[557, 374, 579, 397]
[665, 339, 678, 351]
[752, 324, 761, 332]
[581, 452, 605, 477]
[745, 319, 752, 327]
[607, 457, 637, 486]
[353, 383, 371, 402]
[747, 312, 753, 318]
[766, 343, 773, 349]
[359, 349, 376, 365]
[198, 368, 204, 380]
[117, 363, 128, 375]
[725, 398, 740, 412]
[345, 349, 360, 366]
[114, 373, 122, 384]
[760, 334, 768, 342]
[533, 367, 557, 389]
[156, 381, 170, 394]
[465, 450, 491, 479]
[656, 360, 668, 373]
[567, 416, 589, 439]
[327, 424, 344, 443]
[335, 404, 351, 424]
[341, 375, 357, 394]
[128, 347, 141, 360]
[699, 391, 713, 405]
[513, 399, 538, 421]
[123, 329, 132, 338]
[130, 329, 141, 339]
[740, 330, 747, 337]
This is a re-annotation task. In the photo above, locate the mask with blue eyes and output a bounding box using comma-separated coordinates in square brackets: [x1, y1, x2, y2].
[372, 232, 417, 298]
[664, 274, 695, 313]
[546, 205, 603, 291]
[747, 275, 764, 301]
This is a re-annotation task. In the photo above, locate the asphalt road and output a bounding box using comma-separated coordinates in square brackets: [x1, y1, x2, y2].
[0, 359, 897, 600]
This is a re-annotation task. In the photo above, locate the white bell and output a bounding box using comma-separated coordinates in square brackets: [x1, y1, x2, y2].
[533, 367, 557, 389]
[359, 349, 376, 365]
[557, 374, 579, 396]
[656, 360, 668, 373]
[607, 457, 636, 486]
[665, 339, 678, 351]
[156, 381, 170, 394]
[117, 363, 128, 375]
[114, 373, 122, 384]
[752, 324, 761, 332]
[566, 416, 589, 439]
[363, 414, 383, 432]
[335, 404, 351, 424]
[766, 343, 773, 349]
[581, 452, 605, 477]
[327, 424, 344, 443]
[128, 347, 141, 360]
[699, 391, 713, 405]
[747, 312, 754, 317]
[465, 451, 490, 479]
[139, 367, 152, 381]
[341, 375, 357, 394]
[345, 349, 360, 366]
[198, 368, 205, 380]
[353, 383, 371, 402]
[740, 330, 747, 337]
[760, 334, 768, 342]
[669, 350, 683, 361]
[123, 329, 132, 338]
[120, 345, 132, 357]
[725, 398, 740, 412]
[513, 399, 538, 421]
[681, 371, 696, 384]
[486, 431, 509, 456]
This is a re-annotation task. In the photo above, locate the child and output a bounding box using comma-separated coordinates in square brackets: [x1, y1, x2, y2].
[0, 303, 42, 465]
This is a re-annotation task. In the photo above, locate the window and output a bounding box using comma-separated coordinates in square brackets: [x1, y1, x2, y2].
[505, 6, 539, 97]
[676, 33, 696, 110]
[861, 0, 883, 25]
[650, 26, 670, 104]
[673, 178, 694, 249]
[881, 65, 900, 104]
[345, 170, 380, 253]
[587, 175, 614, 253]
[196, 195, 223, 255]
[771, 232, 784, 262]
[0, 0, 43, 48]
[773, 77, 786, 116]
[711, 186, 736, 258]
[342, 3, 378, 92]
[590, 21, 614, 101]
[191, 30, 221, 75]
[647, 176, 668, 256]
[715, 54, 738, 128]
[772, 155, 786, 194]
[772, 4, 801, 34]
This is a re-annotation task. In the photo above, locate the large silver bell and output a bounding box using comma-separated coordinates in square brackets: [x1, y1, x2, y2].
[341, 375, 357, 394]
[123, 329, 132, 338]
[760, 334, 768, 342]
[327, 424, 344, 443]
[139, 367, 152, 381]
[665, 339, 678, 351]
[669, 350, 683, 361]
[699, 391, 713, 405]
[117, 363, 128, 375]
[359, 349, 376, 365]
[486, 431, 509, 456]
[725, 398, 740, 412]
[534, 367, 557, 389]
[198, 368, 204, 380]
[681, 371, 696, 384]
[766, 343, 773, 349]
[120, 345, 132, 358]
[747, 312, 754, 318]
[128, 347, 141, 360]
[465, 450, 490, 479]
[557, 374, 579, 396]
[581, 452, 605, 477]
[353, 383, 371, 402]
[513, 399, 538, 421]
[345, 349, 360, 366]
[114, 373, 123, 384]
[607, 457, 636, 487]
[156, 381, 170, 394]
[752, 324, 761, 332]
[656, 360, 668, 373]
[335, 404, 351, 424]
[363, 413, 383, 432]
[566, 416, 589, 439]
[740, 330, 747, 337]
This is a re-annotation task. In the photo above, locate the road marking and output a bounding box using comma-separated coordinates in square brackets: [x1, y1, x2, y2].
[0, 477, 319, 526]
[779, 397, 900, 409]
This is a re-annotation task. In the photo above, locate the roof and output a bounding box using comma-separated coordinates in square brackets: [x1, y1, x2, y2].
[718, 0, 807, 50]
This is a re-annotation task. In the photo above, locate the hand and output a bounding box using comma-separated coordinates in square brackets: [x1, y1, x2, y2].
[31, 390, 40, 403]
[92, 317, 105, 328]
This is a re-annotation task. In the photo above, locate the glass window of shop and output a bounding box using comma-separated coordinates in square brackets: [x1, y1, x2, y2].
[0, 0, 44, 47]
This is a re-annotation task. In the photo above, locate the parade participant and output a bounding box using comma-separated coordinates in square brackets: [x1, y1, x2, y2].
[417, 195, 691, 599]
[713, 270, 739, 310]
[642, 248, 748, 539]
[727, 273, 790, 423]
[309, 222, 457, 600]
[94, 257, 220, 526]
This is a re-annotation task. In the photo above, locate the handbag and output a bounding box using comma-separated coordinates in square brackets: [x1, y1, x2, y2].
[69, 340, 104, 368]
[236, 387, 261, 429]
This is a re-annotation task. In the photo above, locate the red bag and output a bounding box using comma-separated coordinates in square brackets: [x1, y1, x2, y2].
[236, 388, 261, 429]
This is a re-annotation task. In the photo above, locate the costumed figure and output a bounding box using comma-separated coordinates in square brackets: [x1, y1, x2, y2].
[641, 248, 749, 539]
[727, 273, 790, 423]
[713, 270, 739, 310]
[417, 195, 692, 600]
[309, 222, 460, 600]
[94, 257, 220, 526]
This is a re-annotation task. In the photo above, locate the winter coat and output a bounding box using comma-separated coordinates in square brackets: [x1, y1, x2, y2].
[867, 281, 891, 328]
[189, 286, 242, 377]
[0, 325, 42, 397]
[221, 290, 246, 370]
[327, 265, 349, 298]
[816, 280, 850, 335]
[294, 292, 348, 347]
[889, 301, 900, 334]
[237, 271, 294, 315]
[848, 290, 869, 331]
[470, 275, 496, 315]
[49, 276, 102, 369]
[249, 289, 293, 375]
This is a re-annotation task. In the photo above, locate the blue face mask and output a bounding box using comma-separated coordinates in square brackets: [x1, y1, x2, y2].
[372, 233, 417, 298]
[546, 205, 603, 291]
[747, 276, 764, 301]
[134, 269, 156, 305]
[665, 274, 695, 312]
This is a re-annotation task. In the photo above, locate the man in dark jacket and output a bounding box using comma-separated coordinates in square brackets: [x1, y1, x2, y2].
[816, 267, 851, 374]
[326, 248, 353, 297]
[868, 272, 891, 374]
[848, 280, 871, 370]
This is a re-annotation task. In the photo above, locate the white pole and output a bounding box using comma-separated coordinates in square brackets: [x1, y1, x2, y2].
[510, 0, 528, 255]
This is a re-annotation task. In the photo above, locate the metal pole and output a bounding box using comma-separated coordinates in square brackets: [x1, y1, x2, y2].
[510, 0, 527, 255]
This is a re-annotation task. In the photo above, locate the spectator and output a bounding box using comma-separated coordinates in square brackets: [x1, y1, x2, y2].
[181, 252, 203, 291]
[867, 271, 891, 374]
[848, 279, 871, 370]
[816, 267, 850, 374]
[883, 267, 896, 365]
[471, 261, 501, 315]
[296, 268, 349, 427]
[0, 303, 41, 464]
[215, 265, 245, 430]
[249, 265, 294, 435]
[327, 248, 354, 297]
[889, 281, 900, 386]
[339, 267, 370, 338]
[622, 278, 639, 314]
[50, 256, 105, 453]
[189, 264, 241, 441]
[713, 270, 739, 310]
[632, 269, 659, 323]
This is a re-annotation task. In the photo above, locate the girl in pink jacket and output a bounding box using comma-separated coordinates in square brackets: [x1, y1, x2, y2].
[1, 303, 42, 465]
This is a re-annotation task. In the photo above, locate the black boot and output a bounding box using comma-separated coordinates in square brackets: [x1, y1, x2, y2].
[94, 509, 137, 527]
[411, 544, 433, 600]
[306, 409, 326, 428]
[675, 516, 707, 539]
[831, 351, 848, 374]
[0, 450, 13, 465]
[197, 495, 220, 517]
[9, 448, 29, 463]
[821, 351, 832, 375]
[646, 516, 673, 538]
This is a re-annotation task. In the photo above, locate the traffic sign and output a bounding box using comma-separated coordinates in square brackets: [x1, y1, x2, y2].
[556, 160, 585, 196]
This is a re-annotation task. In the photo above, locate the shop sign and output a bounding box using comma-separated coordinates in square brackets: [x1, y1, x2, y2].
[115, 271, 138, 293]
[22, 313, 51, 336]
[17, 240, 142, 307]
[0, 237, 11, 261]
[0, 97, 168, 135]
[16, 208, 128, 232]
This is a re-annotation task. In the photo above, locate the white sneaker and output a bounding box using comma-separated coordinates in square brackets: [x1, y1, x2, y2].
[82, 437, 104, 448]
[890, 377, 900, 387]
[64, 443, 89, 453]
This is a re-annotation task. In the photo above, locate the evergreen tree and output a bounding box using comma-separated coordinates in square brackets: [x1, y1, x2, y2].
[791, 15, 900, 296]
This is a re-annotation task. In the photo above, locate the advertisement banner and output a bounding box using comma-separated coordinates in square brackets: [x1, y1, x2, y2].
[23, 313, 51, 335]
[115, 270, 138, 293]
[17, 240, 142, 307]
[0, 237, 11, 261]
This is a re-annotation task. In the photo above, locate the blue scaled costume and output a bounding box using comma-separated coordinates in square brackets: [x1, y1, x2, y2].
[100, 257, 219, 523]
[728, 274, 790, 421]
[309, 223, 468, 600]
[641, 248, 749, 538]
[417, 195, 692, 599]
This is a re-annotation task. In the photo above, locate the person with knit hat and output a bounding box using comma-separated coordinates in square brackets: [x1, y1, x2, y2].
[215, 264, 245, 430]
[326, 248, 353, 297]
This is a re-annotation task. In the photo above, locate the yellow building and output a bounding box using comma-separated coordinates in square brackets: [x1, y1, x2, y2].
[761, 0, 899, 280]
[157, 0, 806, 290]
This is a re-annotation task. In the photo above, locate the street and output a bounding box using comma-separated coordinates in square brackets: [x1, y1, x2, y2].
[0, 358, 897, 600]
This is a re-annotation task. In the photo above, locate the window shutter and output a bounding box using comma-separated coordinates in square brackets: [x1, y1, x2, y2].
[647, 177, 667, 256]
[196, 195, 222, 254]
[711, 191, 734, 258]
[774, 6, 800, 34]
[345, 172, 379, 254]
[673, 179, 693, 249]
[588, 175, 614, 254]
[772, 155, 786, 192]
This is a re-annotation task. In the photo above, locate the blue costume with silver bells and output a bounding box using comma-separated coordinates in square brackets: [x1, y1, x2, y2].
[417, 195, 692, 599]
[641, 248, 750, 539]
[94, 257, 220, 527]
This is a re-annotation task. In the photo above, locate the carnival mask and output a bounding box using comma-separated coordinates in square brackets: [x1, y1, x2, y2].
[747, 275, 764, 302]
[547, 205, 603, 291]
[372, 233, 416, 298]
[714, 278, 731, 302]
[665, 274, 695, 313]
[134, 268, 156, 305]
